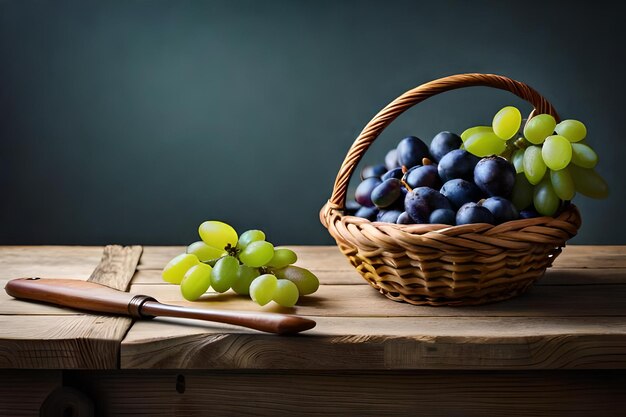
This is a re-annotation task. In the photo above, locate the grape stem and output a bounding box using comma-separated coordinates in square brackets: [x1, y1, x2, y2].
[501, 136, 529, 160]
[400, 172, 413, 193]
[225, 244, 239, 258]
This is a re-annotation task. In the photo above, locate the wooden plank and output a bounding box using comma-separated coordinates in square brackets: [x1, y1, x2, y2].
[0, 370, 62, 417]
[130, 267, 626, 286]
[137, 245, 626, 272]
[0, 246, 104, 280]
[540, 268, 626, 286]
[2, 269, 621, 314]
[0, 245, 142, 369]
[88, 245, 142, 291]
[1, 245, 143, 314]
[67, 369, 626, 416]
[128, 282, 626, 317]
[121, 316, 626, 370]
[137, 246, 184, 270]
[0, 315, 131, 369]
[1, 245, 141, 317]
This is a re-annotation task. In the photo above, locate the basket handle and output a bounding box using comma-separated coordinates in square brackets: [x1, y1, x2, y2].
[326, 73, 559, 211]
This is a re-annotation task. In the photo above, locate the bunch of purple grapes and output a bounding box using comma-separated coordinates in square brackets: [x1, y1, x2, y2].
[349, 133, 527, 226]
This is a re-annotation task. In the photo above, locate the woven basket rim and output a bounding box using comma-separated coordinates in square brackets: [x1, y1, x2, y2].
[321, 202, 581, 256]
[321, 203, 581, 237]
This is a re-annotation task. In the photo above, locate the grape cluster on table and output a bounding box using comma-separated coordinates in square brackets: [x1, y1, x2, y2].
[162, 221, 320, 306]
[348, 106, 608, 225]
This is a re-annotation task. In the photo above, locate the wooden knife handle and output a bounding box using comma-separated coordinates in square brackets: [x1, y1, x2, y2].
[5, 278, 155, 317]
[5, 278, 317, 334]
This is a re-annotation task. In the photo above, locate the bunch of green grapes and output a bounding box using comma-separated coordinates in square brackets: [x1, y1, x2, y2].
[162, 221, 319, 306]
[461, 106, 608, 217]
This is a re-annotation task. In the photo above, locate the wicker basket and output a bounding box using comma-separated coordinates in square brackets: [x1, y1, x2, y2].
[320, 73, 582, 306]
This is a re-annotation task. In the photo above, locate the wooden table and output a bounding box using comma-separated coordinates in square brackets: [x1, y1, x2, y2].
[1, 245, 626, 416]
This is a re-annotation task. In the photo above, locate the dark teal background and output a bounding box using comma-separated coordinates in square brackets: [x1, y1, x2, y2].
[1, 0, 624, 245]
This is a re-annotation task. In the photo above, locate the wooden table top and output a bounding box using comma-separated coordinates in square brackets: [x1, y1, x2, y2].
[1, 245, 626, 370]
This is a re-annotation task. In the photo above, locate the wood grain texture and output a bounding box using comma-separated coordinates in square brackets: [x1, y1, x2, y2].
[122, 244, 626, 370]
[88, 245, 142, 291]
[66, 370, 626, 416]
[0, 315, 131, 368]
[128, 282, 626, 317]
[121, 316, 626, 369]
[0, 370, 62, 416]
[0, 245, 142, 369]
[2, 245, 626, 374]
[0, 246, 104, 280]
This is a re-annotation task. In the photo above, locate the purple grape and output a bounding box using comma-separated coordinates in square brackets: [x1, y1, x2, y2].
[473, 156, 516, 197]
[355, 177, 382, 207]
[404, 164, 441, 189]
[438, 149, 480, 182]
[519, 208, 540, 219]
[429, 131, 462, 163]
[396, 211, 413, 224]
[355, 206, 378, 221]
[377, 210, 403, 223]
[381, 167, 404, 181]
[440, 179, 483, 209]
[396, 136, 430, 169]
[456, 202, 495, 225]
[385, 149, 399, 170]
[404, 187, 453, 223]
[389, 186, 408, 211]
[482, 197, 519, 224]
[360, 164, 387, 180]
[371, 178, 402, 208]
[345, 200, 361, 215]
[429, 208, 456, 225]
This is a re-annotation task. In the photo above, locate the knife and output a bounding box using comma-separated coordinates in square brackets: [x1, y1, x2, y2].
[5, 278, 316, 335]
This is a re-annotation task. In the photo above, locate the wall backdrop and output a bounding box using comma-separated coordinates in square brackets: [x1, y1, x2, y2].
[1, 0, 624, 245]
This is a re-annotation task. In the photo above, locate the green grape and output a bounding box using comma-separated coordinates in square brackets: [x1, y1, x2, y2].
[239, 240, 274, 267]
[542, 135, 572, 170]
[512, 149, 525, 173]
[273, 279, 299, 307]
[210, 255, 239, 293]
[555, 119, 587, 142]
[237, 229, 266, 250]
[550, 168, 575, 201]
[523, 146, 547, 185]
[511, 173, 534, 210]
[162, 253, 199, 284]
[231, 265, 260, 295]
[461, 126, 493, 141]
[464, 132, 507, 157]
[198, 220, 238, 251]
[273, 265, 320, 295]
[249, 274, 278, 306]
[571, 143, 598, 168]
[266, 248, 298, 269]
[533, 177, 560, 217]
[187, 241, 225, 262]
[492, 106, 522, 140]
[523, 114, 556, 144]
[569, 165, 609, 199]
[180, 263, 212, 301]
